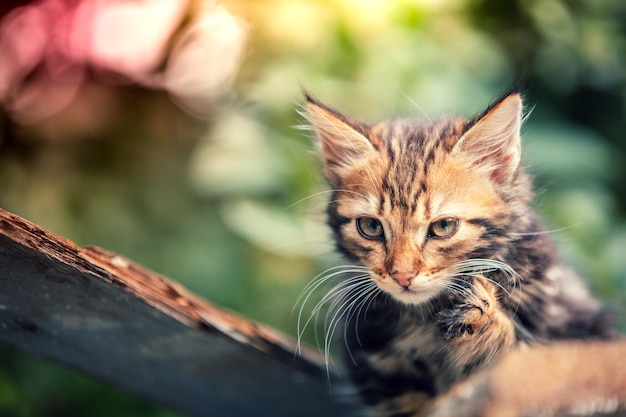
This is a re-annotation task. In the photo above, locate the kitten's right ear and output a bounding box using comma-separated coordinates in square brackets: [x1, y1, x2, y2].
[304, 93, 376, 186]
[454, 92, 523, 185]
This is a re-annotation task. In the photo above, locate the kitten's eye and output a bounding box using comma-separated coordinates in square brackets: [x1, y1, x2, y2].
[428, 218, 459, 239]
[356, 217, 384, 240]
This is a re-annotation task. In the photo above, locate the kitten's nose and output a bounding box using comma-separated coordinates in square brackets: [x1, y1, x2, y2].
[390, 270, 417, 288]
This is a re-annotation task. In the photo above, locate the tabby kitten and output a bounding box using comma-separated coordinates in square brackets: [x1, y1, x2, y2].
[303, 91, 615, 417]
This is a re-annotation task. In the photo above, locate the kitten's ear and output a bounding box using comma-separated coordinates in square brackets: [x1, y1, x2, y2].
[305, 93, 377, 186]
[455, 92, 523, 185]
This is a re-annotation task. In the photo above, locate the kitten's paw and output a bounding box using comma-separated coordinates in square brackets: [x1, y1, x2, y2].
[437, 278, 497, 341]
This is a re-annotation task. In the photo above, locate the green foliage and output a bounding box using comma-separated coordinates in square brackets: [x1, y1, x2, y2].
[0, 0, 625, 415]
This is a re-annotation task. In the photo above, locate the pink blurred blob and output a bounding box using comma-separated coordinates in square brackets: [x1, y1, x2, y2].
[79, 0, 187, 79]
[163, 4, 247, 116]
[0, 0, 86, 123]
[0, 0, 246, 124]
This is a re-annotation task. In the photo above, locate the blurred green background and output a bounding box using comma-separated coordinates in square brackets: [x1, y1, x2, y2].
[0, 0, 625, 415]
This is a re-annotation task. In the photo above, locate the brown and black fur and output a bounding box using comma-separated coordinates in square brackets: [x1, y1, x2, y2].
[304, 91, 616, 417]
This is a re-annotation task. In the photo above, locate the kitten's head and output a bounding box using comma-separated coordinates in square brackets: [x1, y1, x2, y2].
[306, 92, 530, 305]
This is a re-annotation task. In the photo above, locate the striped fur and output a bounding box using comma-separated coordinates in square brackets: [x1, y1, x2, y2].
[305, 91, 616, 417]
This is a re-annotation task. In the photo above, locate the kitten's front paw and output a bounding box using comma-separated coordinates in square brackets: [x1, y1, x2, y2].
[437, 278, 497, 341]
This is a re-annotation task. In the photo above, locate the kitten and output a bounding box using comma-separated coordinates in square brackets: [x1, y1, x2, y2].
[303, 91, 616, 417]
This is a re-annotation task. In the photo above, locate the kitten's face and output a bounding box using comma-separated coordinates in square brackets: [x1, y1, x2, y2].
[307, 93, 524, 305]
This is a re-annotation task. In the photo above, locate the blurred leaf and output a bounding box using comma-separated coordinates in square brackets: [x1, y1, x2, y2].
[188, 111, 286, 197]
[220, 198, 330, 259]
[524, 121, 616, 182]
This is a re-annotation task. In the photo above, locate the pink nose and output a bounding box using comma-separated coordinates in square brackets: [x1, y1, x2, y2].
[390, 270, 417, 288]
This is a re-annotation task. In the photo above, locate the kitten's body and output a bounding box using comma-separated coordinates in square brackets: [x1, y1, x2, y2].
[304, 92, 615, 417]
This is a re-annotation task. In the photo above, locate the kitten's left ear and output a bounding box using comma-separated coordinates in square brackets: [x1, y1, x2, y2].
[455, 92, 523, 185]
[304, 93, 378, 187]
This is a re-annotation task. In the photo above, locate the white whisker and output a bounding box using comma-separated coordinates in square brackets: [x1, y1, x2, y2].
[306, 198, 366, 213]
[343, 282, 380, 361]
[295, 265, 370, 355]
[326, 285, 366, 364]
[293, 260, 387, 376]
[353, 284, 381, 346]
[284, 189, 371, 210]
[509, 222, 583, 237]
[447, 258, 522, 299]
[386, 75, 432, 122]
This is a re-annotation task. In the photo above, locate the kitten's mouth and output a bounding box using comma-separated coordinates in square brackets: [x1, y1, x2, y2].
[403, 286, 433, 297]
[387, 284, 440, 305]
[373, 275, 442, 305]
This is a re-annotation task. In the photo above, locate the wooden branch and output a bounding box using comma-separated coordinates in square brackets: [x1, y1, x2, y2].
[0, 208, 359, 417]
